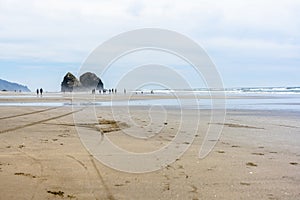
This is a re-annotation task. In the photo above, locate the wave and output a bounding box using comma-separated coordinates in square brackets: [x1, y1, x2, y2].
[140, 87, 300, 95]
[226, 87, 300, 94]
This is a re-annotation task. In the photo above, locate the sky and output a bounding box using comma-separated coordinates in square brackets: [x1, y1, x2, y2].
[0, 0, 299, 91]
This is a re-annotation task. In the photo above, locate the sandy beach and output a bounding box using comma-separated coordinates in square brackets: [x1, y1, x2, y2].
[0, 93, 299, 200]
[1, 0, 300, 199]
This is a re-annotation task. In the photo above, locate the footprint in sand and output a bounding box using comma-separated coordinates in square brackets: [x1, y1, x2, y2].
[161, 173, 171, 191]
[114, 180, 131, 187]
[189, 185, 198, 193]
[178, 165, 184, 169]
[207, 165, 217, 171]
[163, 174, 170, 180]
[0, 162, 10, 166]
[67, 194, 76, 199]
[163, 183, 170, 191]
[166, 165, 175, 170]
[217, 150, 225, 153]
[58, 133, 70, 137]
[221, 142, 230, 145]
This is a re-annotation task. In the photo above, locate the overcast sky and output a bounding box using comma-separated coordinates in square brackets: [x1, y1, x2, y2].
[0, 0, 299, 91]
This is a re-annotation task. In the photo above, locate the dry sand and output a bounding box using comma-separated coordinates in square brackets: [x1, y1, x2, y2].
[0, 93, 299, 199]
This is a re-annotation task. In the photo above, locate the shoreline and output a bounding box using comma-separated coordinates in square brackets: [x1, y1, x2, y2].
[1, 91, 300, 117]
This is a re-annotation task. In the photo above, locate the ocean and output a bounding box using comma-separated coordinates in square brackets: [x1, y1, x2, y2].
[0, 87, 300, 111]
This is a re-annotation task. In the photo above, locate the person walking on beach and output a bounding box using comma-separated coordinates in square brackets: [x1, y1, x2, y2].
[40, 88, 43, 97]
[36, 89, 39, 97]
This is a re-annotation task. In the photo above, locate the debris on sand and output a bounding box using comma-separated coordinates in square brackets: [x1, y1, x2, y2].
[246, 162, 258, 167]
[47, 190, 64, 197]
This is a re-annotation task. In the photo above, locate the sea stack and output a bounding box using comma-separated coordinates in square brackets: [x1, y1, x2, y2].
[61, 72, 104, 92]
[79, 72, 104, 91]
[61, 72, 80, 92]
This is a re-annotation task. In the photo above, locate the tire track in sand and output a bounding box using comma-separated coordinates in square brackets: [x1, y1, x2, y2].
[0, 106, 62, 120]
[0, 109, 83, 134]
[91, 158, 116, 200]
[66, 155, 115, 200]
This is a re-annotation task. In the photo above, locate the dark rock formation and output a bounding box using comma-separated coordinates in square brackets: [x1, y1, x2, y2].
[61, 72, 104, 92]
[80, 72, 104, 90]
[61, 72, 80, 92]
[0, 79, 30, 92]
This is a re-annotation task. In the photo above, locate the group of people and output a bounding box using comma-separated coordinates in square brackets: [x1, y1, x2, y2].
[36, 88, 43, 97]
[98, 88, 118, 94]
[94, 88, 154, 95]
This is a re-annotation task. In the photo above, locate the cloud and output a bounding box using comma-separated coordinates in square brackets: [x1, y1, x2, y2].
[204, 37, 300, 59]
[0, 0, 299, 60]
[0, 0, 299, 90]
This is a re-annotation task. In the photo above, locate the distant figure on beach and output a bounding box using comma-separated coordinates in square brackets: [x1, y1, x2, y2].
[115, 88, 117, 94]
[151, 90, 154, 94]
[92, 89, 95, 94]
[124, 88, 126, 94]
[40, 88, 43, 97]
[36, 89, 39, 96]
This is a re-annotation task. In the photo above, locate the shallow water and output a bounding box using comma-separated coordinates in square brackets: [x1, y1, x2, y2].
[0, 94, 300, 111]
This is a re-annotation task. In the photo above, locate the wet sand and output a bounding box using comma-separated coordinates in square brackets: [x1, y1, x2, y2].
[0, 94, 299, 199]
